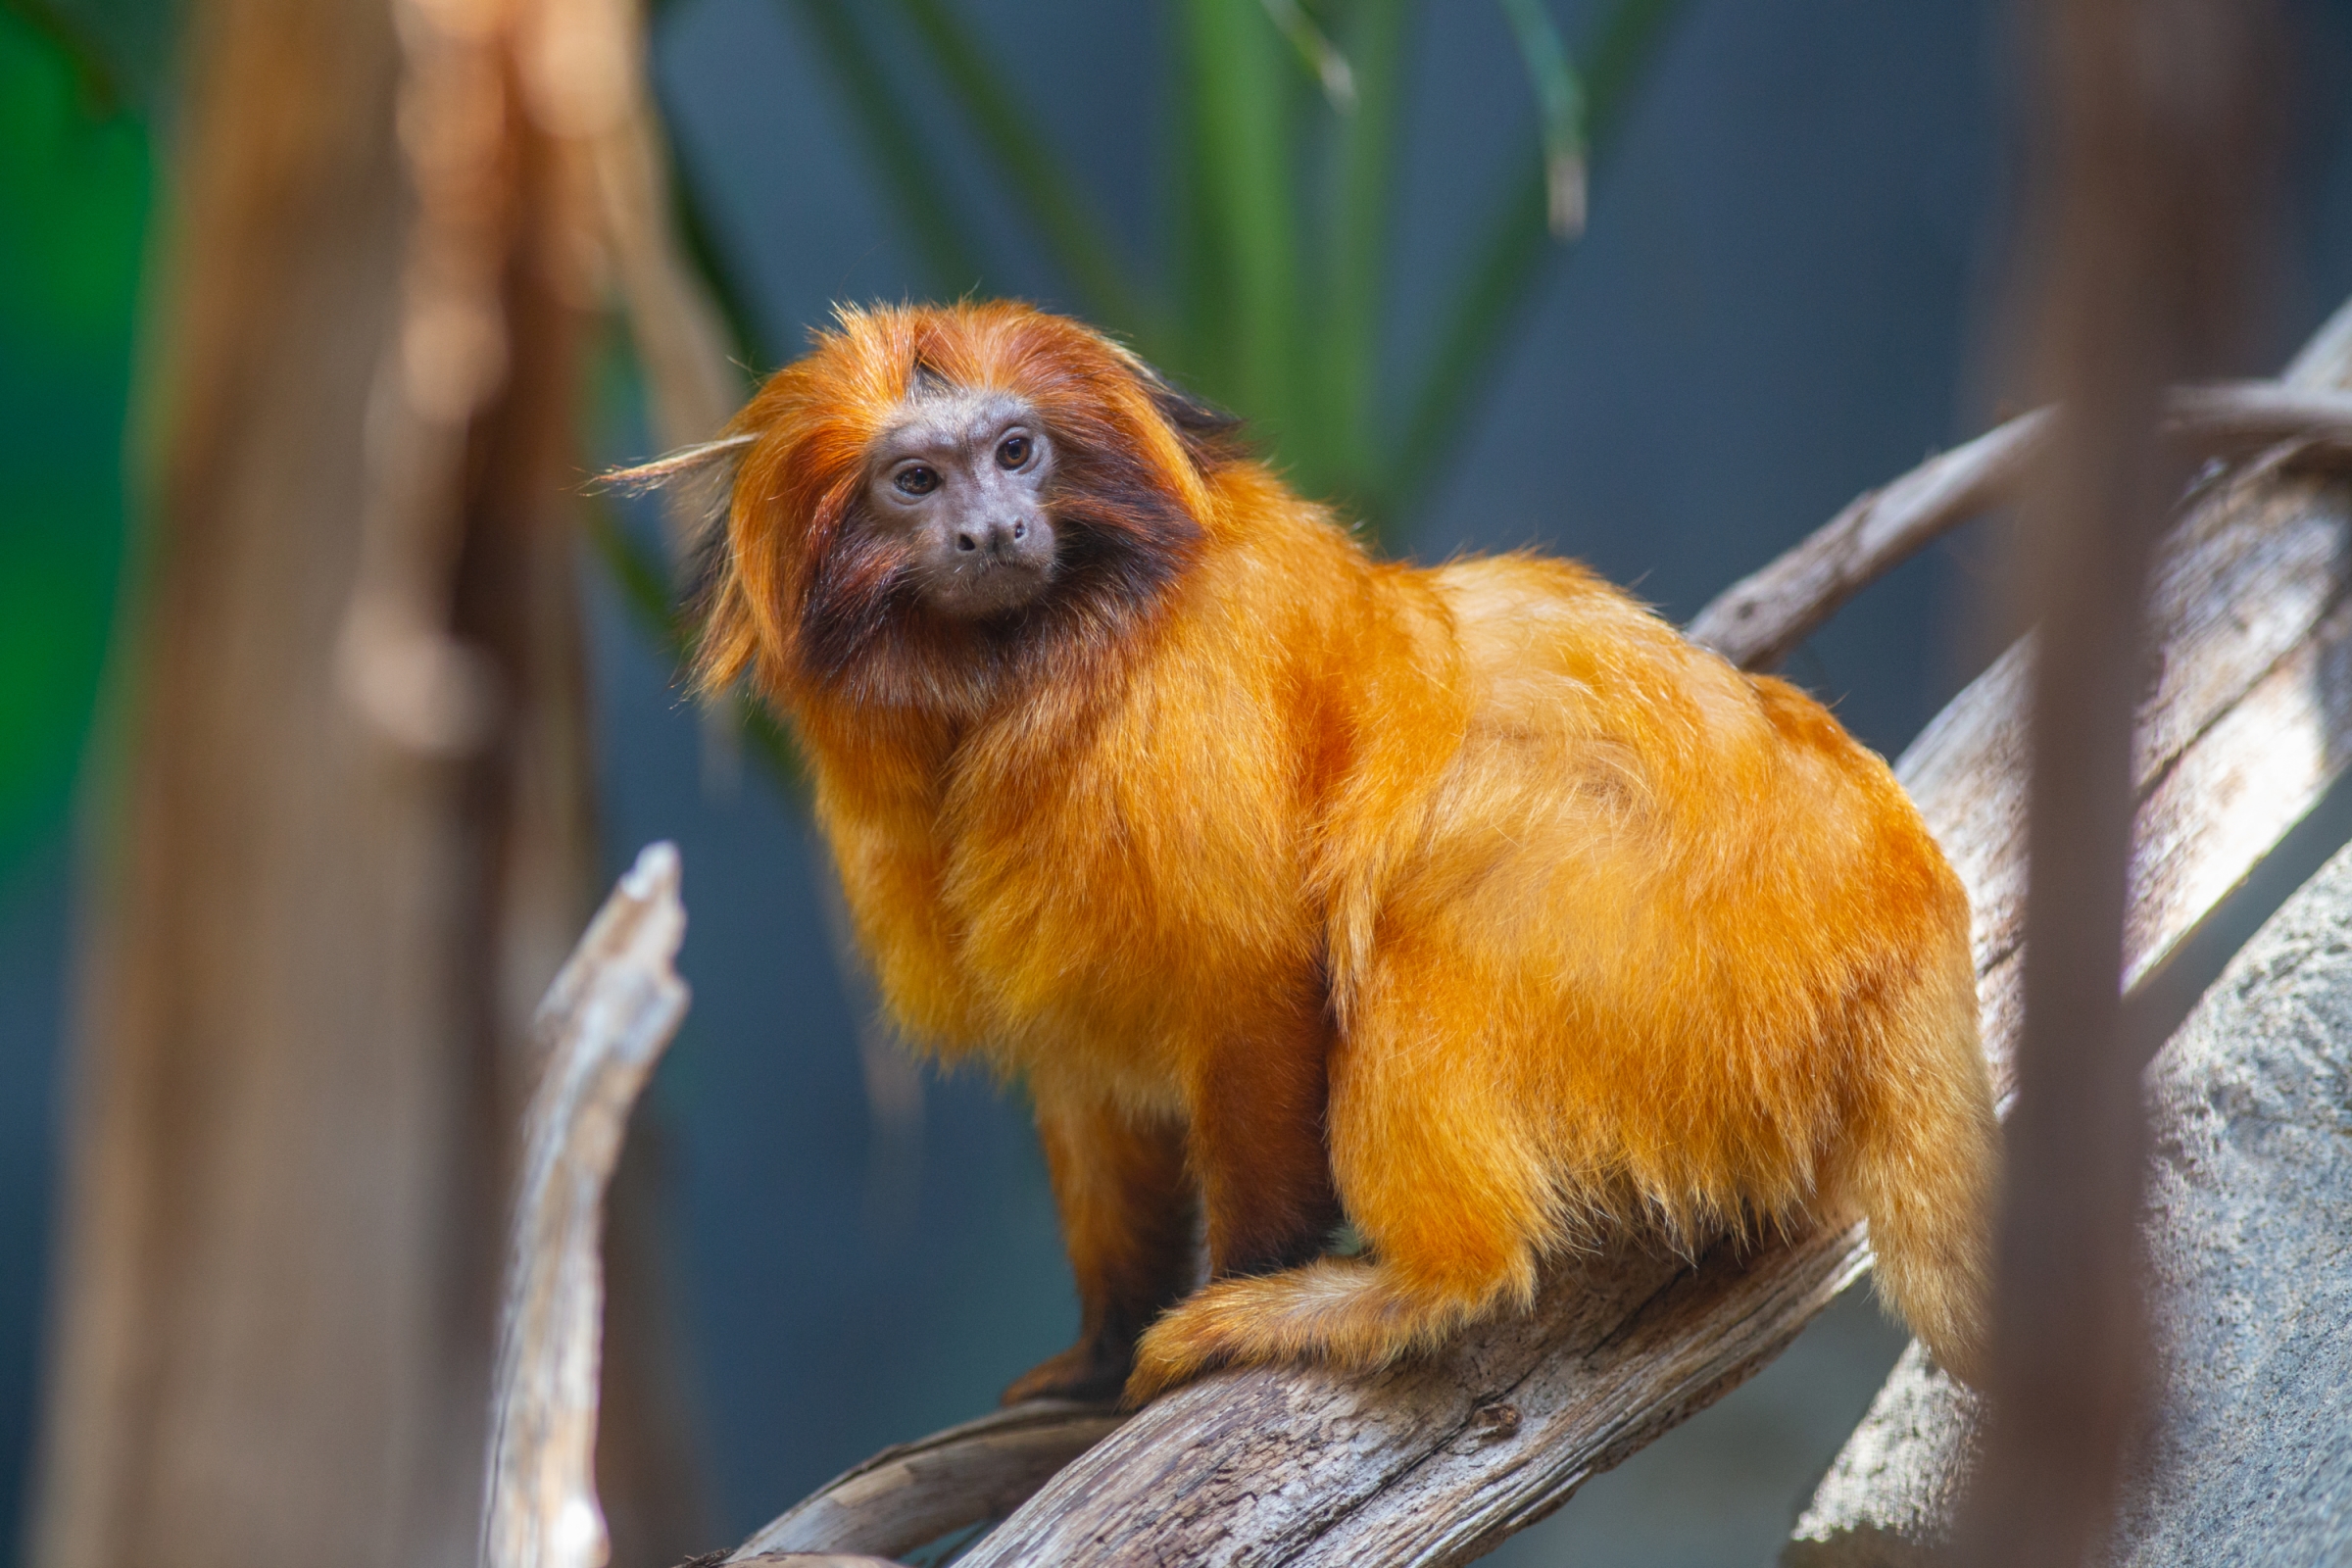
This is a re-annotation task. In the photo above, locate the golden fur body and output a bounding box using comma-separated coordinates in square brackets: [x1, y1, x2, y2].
[700, 302, 1997, 1401]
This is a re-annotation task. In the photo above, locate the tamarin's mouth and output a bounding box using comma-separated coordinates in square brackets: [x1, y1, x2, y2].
[929, 552, 1054, 618]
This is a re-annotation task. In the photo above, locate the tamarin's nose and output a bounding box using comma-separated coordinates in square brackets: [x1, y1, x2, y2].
[957, 517, 1030, 558]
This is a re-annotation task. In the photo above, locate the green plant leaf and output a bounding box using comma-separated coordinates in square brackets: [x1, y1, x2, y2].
[1583, 0, 1690, 133]
[1318, 0, 1409, 525]
[1175, 0, 1305, 441]
[0, 7, 146, 883]
[0, 0, 118, 115]
[1496, 0, 1586, 238]
[1258, 0, 1355, 113]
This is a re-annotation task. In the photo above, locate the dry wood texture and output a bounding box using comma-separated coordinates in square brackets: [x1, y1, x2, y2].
[736, 1404, 1128, 1561]
[28, 4, 501, 1561]
[481, 844, 690, 1568]
[1958, 0, 2271, 1555]
[724, 297, 2352, 1565]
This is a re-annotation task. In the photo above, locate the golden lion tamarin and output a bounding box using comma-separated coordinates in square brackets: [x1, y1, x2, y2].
[689, 300, 1996, 1406]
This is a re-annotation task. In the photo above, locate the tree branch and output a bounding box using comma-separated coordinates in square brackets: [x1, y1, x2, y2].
[1685, 381, 2352, 672]
[735, 1403, 1127, 1561]
[480, 844, 691, 1568]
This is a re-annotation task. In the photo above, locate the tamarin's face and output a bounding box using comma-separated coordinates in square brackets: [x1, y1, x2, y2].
[698, 302, 1228, 708]
[862, 383, 1059, 619]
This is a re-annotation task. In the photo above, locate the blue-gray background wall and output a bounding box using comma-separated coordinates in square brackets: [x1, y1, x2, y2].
[10, 2, 2352, 1563]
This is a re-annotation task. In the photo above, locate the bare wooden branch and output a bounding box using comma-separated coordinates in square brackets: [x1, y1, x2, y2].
[1960, 0, 2274, 1555]
[29, 0, 627, 1557]
[481, 843, 691, 1568]
[2160, 381, 2352, 457]
[733, 1403, 1126, 1563]
[721, 304, 2352, 1565]
[1685, 380, 2352, 672]
[1685, 408, 2053, 670]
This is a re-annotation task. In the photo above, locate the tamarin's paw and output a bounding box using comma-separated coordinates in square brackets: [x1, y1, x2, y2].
[1001, 1340, 1133, 1407]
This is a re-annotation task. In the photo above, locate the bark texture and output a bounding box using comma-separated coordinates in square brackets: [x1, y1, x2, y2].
[1788, 833, 2352, 1566]
[27, 5, 488, 1562]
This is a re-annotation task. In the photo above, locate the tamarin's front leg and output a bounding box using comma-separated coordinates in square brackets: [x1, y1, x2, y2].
[1187, 1019, 1344, 1281]
[1001, 1091, 1197, 1405]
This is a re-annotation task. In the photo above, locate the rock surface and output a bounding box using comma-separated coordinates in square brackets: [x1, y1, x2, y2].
[1787, 838, 2352, 1566]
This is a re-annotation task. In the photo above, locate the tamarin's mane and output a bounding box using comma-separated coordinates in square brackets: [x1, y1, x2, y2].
[692, 302, 1242, 714]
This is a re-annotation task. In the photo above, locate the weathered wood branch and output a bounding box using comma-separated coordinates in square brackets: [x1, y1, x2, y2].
[734, 1402, 1128, 1562]
[1685, 406, 2053, 671]
[30, 0, 624, 1557]
[713, 301, 2352, 1565]
[480, 843, 690, 1568]
[1684, 380, 2352, 672]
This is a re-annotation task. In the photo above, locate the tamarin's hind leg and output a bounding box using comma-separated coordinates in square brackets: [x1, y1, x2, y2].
[1129, 948, 1547, 1404]
[1003, 1092, 1195, 1406]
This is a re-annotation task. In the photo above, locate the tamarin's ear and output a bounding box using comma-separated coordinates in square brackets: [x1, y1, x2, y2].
[1133, 364, 1248, 467]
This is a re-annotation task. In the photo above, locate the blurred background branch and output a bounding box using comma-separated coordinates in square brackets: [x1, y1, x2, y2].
[15, 0, 711, 1564]
[1958, 0, 2276, 1560]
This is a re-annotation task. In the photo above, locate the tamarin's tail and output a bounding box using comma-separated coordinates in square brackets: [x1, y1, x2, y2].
[1845, 998, 1999, 1388]
[1124, 1256, 1506, 1406]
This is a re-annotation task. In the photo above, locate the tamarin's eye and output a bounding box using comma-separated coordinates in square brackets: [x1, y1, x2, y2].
[997, 434, 1031, 469]
[895, 465, 940, 496]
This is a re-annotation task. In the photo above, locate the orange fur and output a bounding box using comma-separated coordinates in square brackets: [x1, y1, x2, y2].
[701, 301, 1998, 1404]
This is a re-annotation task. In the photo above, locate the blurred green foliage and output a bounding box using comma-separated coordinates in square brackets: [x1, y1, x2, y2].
[0, 3, 153, 888]
[712, 0, 1687, 536]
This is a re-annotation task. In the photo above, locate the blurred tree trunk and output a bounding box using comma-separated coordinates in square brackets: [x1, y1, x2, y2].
[25, 0, 707, 1563]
